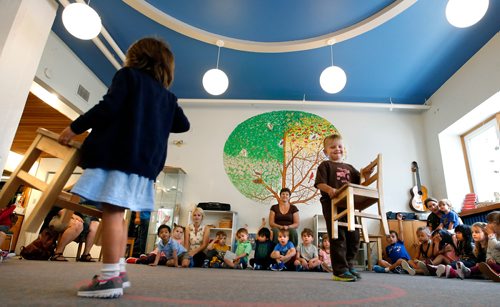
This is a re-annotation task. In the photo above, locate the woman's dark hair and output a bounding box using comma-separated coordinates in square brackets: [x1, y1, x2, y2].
[424, 197, 438, 208]
[280, 188, 291, 195]
[455, 224, 473, 256]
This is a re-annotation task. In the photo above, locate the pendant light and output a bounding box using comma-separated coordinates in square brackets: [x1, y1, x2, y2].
[62, 1, 102, 40]
[319, 39, 347, 94]
[202, 40, 229, 96]
[445, 0, 489, 28]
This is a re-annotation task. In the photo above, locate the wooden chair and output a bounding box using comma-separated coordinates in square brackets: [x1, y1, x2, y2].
[330, 153, 390, 244]
[0, 128, 102, 234]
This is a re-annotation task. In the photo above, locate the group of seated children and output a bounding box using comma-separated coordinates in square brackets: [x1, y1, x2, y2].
[127, 220, 334, 272]
[373, 208, 499, 282]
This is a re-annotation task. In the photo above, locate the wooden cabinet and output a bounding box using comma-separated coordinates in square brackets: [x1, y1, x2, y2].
[188, 210, 238, 248]
[381, 220, 427, 260]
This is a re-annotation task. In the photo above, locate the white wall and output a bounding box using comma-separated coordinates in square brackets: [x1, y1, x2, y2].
[35, 31, 108, 114]
[423, 33, 500, 207]
[167, 105, 429, 234]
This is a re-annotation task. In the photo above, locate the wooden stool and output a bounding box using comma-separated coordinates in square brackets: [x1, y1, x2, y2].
[0, 128, 102, 234]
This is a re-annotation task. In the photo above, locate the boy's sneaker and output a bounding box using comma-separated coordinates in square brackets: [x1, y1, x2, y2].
[278, 262, 285, 271]
[416, 260, 430, 276]
[436, 264, 446, 277]
[456, 261, 470, 280]
[270, 263, 279, 271]
[478, 262, 500, 282]
[392, 266, 405, 274]
[373, 265, 387, 273]
[202, 259, 210, 268]
[349, 267, 361, 279]
[401, 260, 416, 276]
[332, 271, 356, 282]
[253, 264, 261, 270]
[295, 264, 303, 272]
[119, 272, 130, 289]
[77, 275, 123, 298]
[125, 257, 137, 264]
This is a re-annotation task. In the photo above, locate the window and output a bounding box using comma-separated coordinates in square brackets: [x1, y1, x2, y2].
[461, 114, 500, 202]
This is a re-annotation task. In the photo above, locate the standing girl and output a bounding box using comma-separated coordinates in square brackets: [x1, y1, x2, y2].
[59, 37, 190, 298]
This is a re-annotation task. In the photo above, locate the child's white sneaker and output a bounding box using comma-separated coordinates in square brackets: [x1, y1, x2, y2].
[436, 264, 446, 277]
[401, 260, 416, 276]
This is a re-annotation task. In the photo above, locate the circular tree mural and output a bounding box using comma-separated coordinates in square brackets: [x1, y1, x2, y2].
[223, 110, 339, 205]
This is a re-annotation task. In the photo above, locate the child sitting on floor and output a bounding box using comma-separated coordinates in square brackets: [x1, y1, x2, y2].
[172, 224, 186, 246]
[319, 234, 333, 272]
[411, 227, 435, 275]
[455, 222, 490, 279]
[294, 228, 321, 271]
[206, 231, 230, 268]
[373, 213, 413, 274]
[249, 219, 275, 270]
[441, 224, 477, 278]
[225, 228, 252, 269]
[270, 229, 296, 271]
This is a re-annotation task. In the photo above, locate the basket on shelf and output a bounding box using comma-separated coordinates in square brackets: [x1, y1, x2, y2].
[219, 218, 232, 229]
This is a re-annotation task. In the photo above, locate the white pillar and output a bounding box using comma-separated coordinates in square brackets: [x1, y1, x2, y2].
[0, 0, 58, 174]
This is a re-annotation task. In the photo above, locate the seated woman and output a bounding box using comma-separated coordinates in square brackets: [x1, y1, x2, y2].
[185, 207, 210, 267]
[269, 188, 300, 247]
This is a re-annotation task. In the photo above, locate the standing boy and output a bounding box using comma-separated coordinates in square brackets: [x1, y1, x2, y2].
[314, 134, 373, 282]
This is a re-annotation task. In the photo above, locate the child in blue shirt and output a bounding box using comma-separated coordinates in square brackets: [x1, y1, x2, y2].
[374, 213, 413, 274]
[270, 229, 296, 271]
[151, 224, 189, 267]
[438, 199, 460, 231]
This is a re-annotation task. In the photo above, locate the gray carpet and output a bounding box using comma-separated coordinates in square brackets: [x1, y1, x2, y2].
[1, 258, 498, 306]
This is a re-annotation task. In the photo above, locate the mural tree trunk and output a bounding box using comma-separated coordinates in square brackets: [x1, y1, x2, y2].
[224, 111, 338, 205]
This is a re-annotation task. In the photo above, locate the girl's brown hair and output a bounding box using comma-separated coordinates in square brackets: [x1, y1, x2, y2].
[124, 37, 174, 88]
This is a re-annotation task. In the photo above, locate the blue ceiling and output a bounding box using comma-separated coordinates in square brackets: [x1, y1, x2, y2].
[51, 0, 500, 105]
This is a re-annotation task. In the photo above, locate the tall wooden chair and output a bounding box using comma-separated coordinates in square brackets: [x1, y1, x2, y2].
[0, 128, 102, 234]
[330, 153, 390, 244]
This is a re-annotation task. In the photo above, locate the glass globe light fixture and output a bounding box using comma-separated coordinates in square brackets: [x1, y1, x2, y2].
[62, 3, 102, 40]
[320, 65, 347, 94]
[319, 39, 347, 94]
[202, 68, 229, 96]
[445, 0, 489, 28]
[202, 40, 229, 95]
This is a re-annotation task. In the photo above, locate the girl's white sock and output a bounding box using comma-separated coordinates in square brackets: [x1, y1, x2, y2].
[384, 267, 390, 272]
[119, 257, 126, 272]
[101, 263, 120, 280]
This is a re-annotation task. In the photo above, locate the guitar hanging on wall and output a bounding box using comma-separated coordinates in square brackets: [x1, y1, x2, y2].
[409, 161, 428, 212]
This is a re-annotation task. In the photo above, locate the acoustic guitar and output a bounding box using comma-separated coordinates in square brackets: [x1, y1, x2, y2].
[409, 161, 428, 212]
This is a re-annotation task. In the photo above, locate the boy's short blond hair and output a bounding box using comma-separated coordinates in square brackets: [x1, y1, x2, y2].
[323, 134, 342, 148]
[278, 229, 289, 237]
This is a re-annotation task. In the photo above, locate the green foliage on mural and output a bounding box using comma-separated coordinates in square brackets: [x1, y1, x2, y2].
[223, 110, 338, 205]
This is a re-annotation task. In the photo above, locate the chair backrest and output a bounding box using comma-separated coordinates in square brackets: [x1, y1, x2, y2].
[360, 154, 383, 194]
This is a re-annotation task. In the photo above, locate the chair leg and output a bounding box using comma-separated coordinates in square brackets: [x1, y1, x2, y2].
[346, 189, 355, 232]
[332, 203, 339, 239]
[378, 201, 390, 236]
